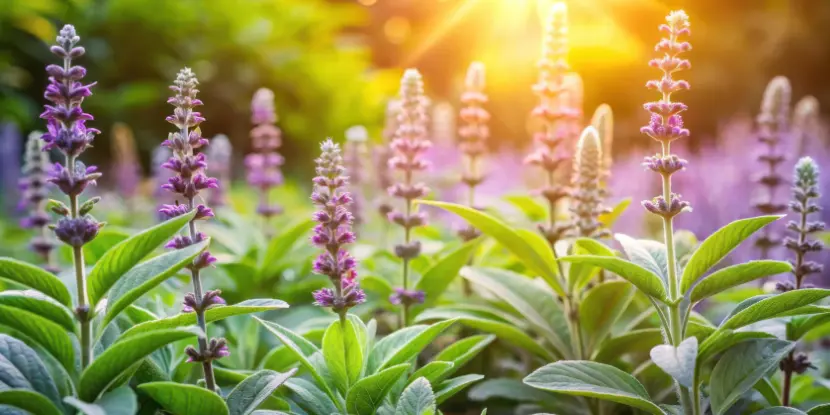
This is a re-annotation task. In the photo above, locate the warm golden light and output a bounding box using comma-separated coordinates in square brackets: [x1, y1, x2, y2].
[357, 0, 377, 6]
[384, 16, 411, 45]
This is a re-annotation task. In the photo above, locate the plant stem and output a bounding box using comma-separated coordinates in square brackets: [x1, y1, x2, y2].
[782, 197, 808, 406]
[402, 195, 412, 327]
[66, 152, 92, 369]
[782, 356, 794, 406]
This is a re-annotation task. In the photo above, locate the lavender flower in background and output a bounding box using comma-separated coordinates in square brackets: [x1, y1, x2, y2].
[753, 76, 791, 260]
[111, 122, 141, 202]
[524, 2, 576, 247]
[0, 123, 22, 212]
[19, 132, 57, 272]
[246, 88, 284, 232]
[792, 96, 820, 157]
[310, 139, 365, 322]
[344, 126, 368, 226]
[40, 24, 103, 369]
[207, 134, 232, 207]
[457, 62, 489, 241]
[387, 69, 430, 324]
[160, 67, 224, 391]
[375, 100, 399, 226]
[590, 104, 614, 193]
[570, 127, 608, 239]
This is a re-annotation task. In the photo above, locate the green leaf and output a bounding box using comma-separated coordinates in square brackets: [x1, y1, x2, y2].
[504, 194, 547, 221]
[709, 338, 795, 415]
[688, 260, 791, 303]
[101, 239, 209, 328]
[580, 281, 636, 352]
[415, 307, 554, 361]
[322, 320, 363, 394]
[524, 360, 665, 415]
[560, 256, 667, 301]
[808, 404, 830, 415]
[789, 312, 830, 341]
[434, 374, 484, 405]
[0, 335, 62, 410]
[593, 329, 664, 362]
[408, 361, 454, 386]
[751, 408, 807, 415]
[283, 378, 339, 415]
[469, 378, 587, 414]
[395, 377, 436, 415]
[64, 387, 137, 415]
[227, 369, 296, 415]
[346, 363, 411, 415]
[599, 198, 631, 228]
[417, 201, 561, 295]
[569, 238, 615, 292]
[259, 219, 314, 278]
[368, 319, 456, 374]
[0, 305, 74, 371]
[255, 318, 340, 411]
[0, 389, 63, 415]
[680, 215, 781, 293]
[87, 209, 197, 306]
[755, 377, 782, 407]
[430, 334, 495, 383]
[614, 234, 668, 281]
[461, 266, 570, 357]
[79, 327, 199, 402]
[697, 330, 775, 363]
[719, 289, 830, 330]
[120, 299, 288, 339]
[413, 240, 478, 310]
[138, 382, 229, 415]
[0, 258, 72, 306]
[0, 290, 74, 332]
[649, 336, 697, 388]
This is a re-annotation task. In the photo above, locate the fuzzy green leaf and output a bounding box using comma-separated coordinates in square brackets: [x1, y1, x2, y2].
[226, 369, 296, 415]
[580, 281, 636, 352]
[259, 219, 314, 278]
[719, 289, 830, 331]
[139, 382, 229, 415]
[64, 387, 137, 415]
[753, 408, 807, 415]
[0, 258, 72, 306]
[0, 290, 74, 332]
[0, 305, 74, 371]
[689, 260, 791, 303]
[0, 389, 63, 415]
[429, 334, 495, 383]
[680, 215, 782, 293]
[560, 256, 667, 301]
[322, 320, 363, 394]
[367, 319, 456, 374]
[395, 377, 436, 415]
[569, 238, 616, 292]
[283, 378, 339, 415]
[346, 363, 411, 415]
[524, 360, 665, 415]
[649, 337, 697, 388]
[434, 374, 484, 405]
[413, 240, 478, 311]
[0, 334, 62, 410]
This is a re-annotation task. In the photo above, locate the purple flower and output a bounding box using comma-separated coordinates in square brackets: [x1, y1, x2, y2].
[525, 3, 577, 246]
[570, 127, 609, 238]
[19, 132, 57, 270]
[246, 88, 284, 222]
[345, 126, 368, 226]
[52, 216, 104, 248]
[310, 139, 365, 316]
[389, 288, 425, 306]
[640, 10, 692, 220]
[783, 157, 825, 289]
[206, 134, 232, 207]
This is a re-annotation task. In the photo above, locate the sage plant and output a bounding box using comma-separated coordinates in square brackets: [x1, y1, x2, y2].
[344, 126, 368, 226]
[779, 157, 825, 405]
[207, 134, 232, 207]
[754, 76, 791, 260]
[524, 2, 576, 248]
[457, 61, 488, 241]
[160, 67, 225, 391]
[590, 104, 614, 194]
[20, 132, 57, 272]
[246, 88, 284, 229]
[310, 139, 365, 323]
[387, 69, 429, 324]
[639, 9, 694, 412]
[41, 25, 103, 369]
[570, 126, 608, 239]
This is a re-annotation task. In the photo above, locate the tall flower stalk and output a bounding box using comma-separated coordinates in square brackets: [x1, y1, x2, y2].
[20, 132, 57, 272]
[160, 67, 225, 391]
[344, 126, 368, 227]
[754, 77, 791, 260]
[571, 127, 608, 239]
[779, 157, 824, 405]
[310, 139, 365, 324]
[457, 62, 489, 242]
[246, 88, 284, 234]
[111, 122, 141, 203]
[525, 2, 576, 251]
[640, 10, 694, 414]
[41, 25, 103, 369]
[207, 134, 232, 207]
[387, 69, 430, 326]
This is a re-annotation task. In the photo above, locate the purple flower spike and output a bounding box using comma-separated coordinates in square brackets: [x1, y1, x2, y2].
[457, 62, 489, 241]
[246, 88, 284, 225]
[20, 132, 57, 271]
[525, 3, 578, 246]
[784, 157, 825, 289]
[389, 288, 426, 306]
[310, 139, 365, 318]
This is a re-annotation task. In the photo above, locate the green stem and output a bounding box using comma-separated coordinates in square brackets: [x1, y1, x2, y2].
[67, 152, 92, 369]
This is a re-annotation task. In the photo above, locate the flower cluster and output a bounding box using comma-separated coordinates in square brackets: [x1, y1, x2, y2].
[159, 68, 225, 382]
[19, 132, 57, 271]
[387, 69, 430, 310]
[207, 134, 232, 207]
[524, 2, 577, 246]
[590, 104, 614, 194]
[778, 157, 825, 291]
[42, 25, 104, 251]
[245, 88, 284, 221]
[640, 10, 692, 220]
[310, 139, 365, 318]
[570, 127, 609, 239]
[457, 62, 489, 241]
[344, 126, 368, 226]
[753, 76, 791, 259]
